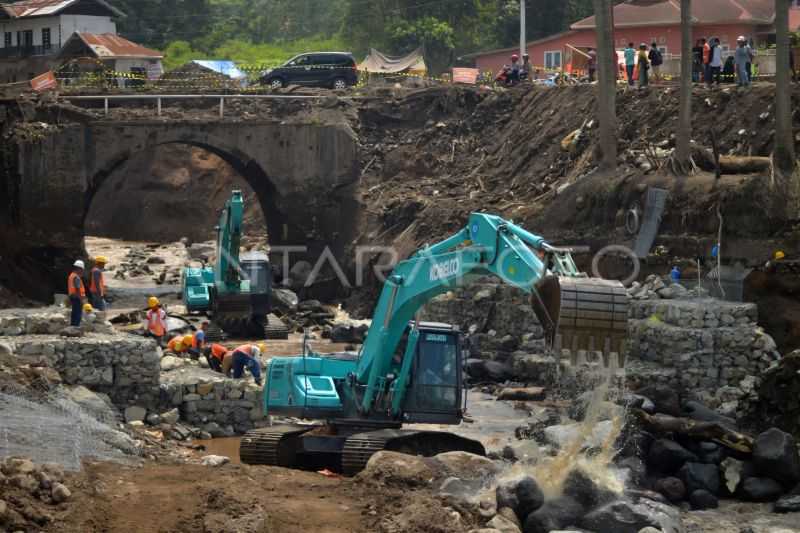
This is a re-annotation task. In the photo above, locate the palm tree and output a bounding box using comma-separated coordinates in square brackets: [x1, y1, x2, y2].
[675, 0, 693, 173]
[592, 0, 617, 172]
[774, 0, 796, 176]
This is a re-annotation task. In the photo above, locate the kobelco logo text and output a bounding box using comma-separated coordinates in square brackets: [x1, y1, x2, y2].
[429, 258, 460, 281]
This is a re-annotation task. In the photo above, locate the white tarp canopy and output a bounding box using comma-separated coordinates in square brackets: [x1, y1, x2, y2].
[359, 48, 427, 74]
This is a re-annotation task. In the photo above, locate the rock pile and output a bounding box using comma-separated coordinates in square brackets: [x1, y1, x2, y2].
[626, 276, 708, 301]
[359, 450, 683, 533]
[613, 384, 800, 514]
[0, 457, 71, 531]
[112, 244, 183, 284]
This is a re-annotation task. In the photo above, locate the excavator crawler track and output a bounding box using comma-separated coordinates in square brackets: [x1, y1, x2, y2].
[239, 425, 313, 467]
[263, 313, 290, 340]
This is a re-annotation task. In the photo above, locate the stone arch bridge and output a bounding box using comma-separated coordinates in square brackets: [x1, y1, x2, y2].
[0, 108, 360, 301]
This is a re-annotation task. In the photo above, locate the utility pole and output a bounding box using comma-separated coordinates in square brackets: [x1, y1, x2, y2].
[520, 0, 526, 58]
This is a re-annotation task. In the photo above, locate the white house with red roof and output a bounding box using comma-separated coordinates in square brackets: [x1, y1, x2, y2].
[0, 0, 161, 84]
[469, 0, 800, 76]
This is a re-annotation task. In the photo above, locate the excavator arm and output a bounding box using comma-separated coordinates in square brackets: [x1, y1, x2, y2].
[214, 190, 244, 294]
[245, 212, 628, 474]
[353, 213, 589, 416]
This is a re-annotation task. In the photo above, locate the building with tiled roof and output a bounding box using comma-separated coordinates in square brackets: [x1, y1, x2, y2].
[469, 0, 799, 77]
[0, 0, 162, 86]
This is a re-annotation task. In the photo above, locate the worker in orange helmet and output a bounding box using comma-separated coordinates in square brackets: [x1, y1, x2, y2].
[67, 260, 86, 327]
[144, 296, 167, 347]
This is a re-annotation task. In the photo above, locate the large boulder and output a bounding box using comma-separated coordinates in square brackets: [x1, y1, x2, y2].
[654, 477, 686, 503]
[434, 451, 500, 481]
[495, 476, 544, 522]
[682, 401, 736, 430]
[466, 359, 513, 382]
[580, 498, 684, 533]
[688, 489, 718, 510]
[679, 463, 721, 496]
[635, 384, 680, 416]
[487, 513, 522, 533]
[272, 288, 299, 310]
[752, 428, 800, 487]
[356, 451, 435, 487]
[60, 386, 118, 423]
[124, 405, 147, 423]
[522, 496, 584, 533]
[774, 487, 800, 513]
[647, 439, 698, 474]
[563, 468, 616, 509]
[738, 477, 784, 502]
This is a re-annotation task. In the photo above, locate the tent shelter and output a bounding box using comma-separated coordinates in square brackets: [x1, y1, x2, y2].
[359, 48, 427, 76]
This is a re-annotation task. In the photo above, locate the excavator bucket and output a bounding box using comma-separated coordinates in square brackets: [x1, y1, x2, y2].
[532, 276, 629, 367]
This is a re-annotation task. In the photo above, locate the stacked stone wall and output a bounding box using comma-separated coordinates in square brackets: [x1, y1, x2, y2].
[160, 369, 266, 435]
[1, 334, 161, 409]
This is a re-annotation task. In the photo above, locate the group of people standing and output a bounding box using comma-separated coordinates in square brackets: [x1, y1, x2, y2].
[693, 36, 755, 88]
[622, 42, 664, 88]
[67, 256, 109, 327]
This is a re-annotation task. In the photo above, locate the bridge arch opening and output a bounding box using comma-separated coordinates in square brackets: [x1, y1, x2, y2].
[83, 141, 295, 281]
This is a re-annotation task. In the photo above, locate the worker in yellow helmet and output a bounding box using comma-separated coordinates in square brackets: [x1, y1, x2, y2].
[143, 296, 167, 347]
[89, 256, 108, 311]
[166, 334, 194, 355]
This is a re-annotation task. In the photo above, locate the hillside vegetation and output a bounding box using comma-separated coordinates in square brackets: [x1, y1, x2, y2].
[111, 0, 594, 70]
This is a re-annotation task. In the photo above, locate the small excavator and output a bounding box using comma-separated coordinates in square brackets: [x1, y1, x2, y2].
[182, 190, 286, 338]
[240, 213, 628, 474]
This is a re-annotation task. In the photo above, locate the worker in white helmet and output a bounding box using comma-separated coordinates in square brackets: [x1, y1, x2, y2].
[67, 260, 86, 326]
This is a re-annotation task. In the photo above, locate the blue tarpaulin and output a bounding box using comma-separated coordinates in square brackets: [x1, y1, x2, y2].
[191, 60, 247, 80]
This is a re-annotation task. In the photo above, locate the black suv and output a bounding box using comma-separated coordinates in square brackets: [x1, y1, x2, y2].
[260, 52, 358, 90]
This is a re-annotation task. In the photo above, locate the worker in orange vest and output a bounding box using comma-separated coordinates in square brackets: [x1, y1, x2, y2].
[67, 260, 86, 327]
[166, 334, 194, 355]
[144, 296, 167, 347]
[204, 343, 229, 373]
[89, 256, 108, 311]
[222, 343, 264, 385]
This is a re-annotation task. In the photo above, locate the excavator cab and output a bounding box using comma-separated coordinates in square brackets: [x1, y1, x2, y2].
[401, 323, 464, 424]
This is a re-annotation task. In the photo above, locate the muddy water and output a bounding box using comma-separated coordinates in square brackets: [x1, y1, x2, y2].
[195, 437, 242, 464]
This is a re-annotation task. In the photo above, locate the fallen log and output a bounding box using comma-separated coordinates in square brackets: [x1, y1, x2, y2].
[630, 409, 754, 454]
[496, 387, 546, 402]
[691, 147, 772, 175]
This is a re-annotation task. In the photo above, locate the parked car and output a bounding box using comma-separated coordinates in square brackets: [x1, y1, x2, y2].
[260, 52, 358, 90]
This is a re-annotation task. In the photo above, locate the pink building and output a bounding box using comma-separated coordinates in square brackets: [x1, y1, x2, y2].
[468, 0, 800, 75]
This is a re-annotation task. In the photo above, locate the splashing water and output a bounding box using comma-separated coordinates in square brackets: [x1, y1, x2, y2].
[500, 354, 628, 499]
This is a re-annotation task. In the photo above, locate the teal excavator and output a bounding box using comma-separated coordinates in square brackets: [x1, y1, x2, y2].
[182, 190, 277, 338]
[240, 213, 628, 474]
